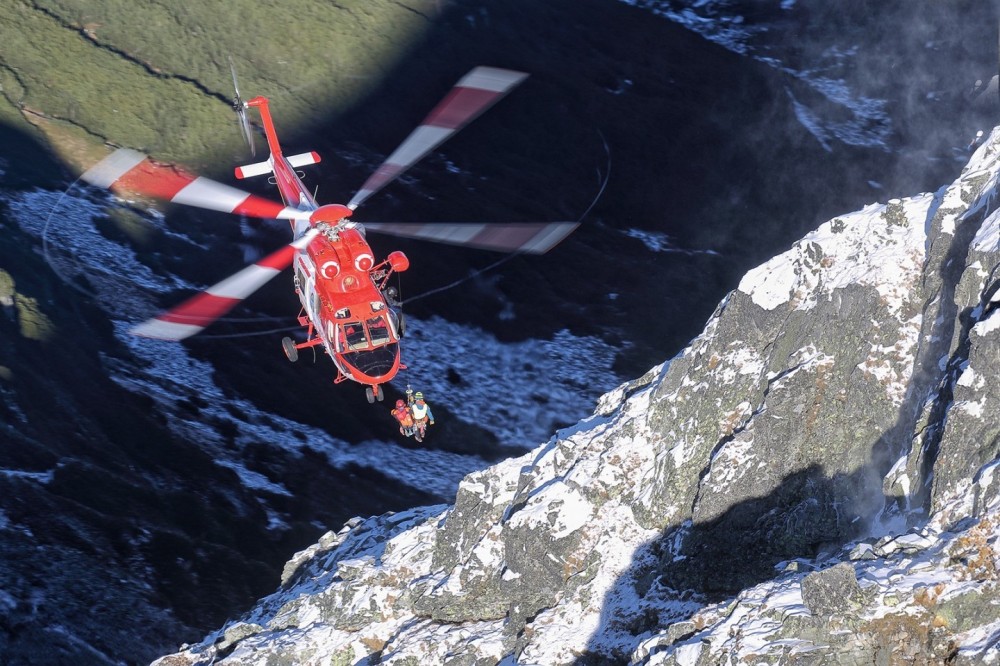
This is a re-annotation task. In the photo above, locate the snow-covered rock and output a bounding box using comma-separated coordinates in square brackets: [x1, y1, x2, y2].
[154, 130, 1000, 665]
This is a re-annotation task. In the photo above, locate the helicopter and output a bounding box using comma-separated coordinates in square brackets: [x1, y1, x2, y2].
[81, 65, 578, 403]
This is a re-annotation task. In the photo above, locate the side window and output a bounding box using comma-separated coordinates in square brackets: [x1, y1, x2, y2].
[309, 289, 319, 317]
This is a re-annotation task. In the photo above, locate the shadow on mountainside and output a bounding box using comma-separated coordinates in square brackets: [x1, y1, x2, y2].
[0, 126, 440, 663]
[574, 465, 875, 665]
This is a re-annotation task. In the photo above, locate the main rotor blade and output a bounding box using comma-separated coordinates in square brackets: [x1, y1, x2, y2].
[348, 67, 528, 210]
[364, 221, 578, 254]
[131, 228, 318, 340]
[82, 148, 309, 221]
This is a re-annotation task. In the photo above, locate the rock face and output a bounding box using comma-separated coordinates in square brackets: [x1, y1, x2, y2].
[154, 132, 1000, 664]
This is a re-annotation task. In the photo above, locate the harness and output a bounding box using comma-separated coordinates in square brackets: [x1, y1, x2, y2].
[393, 407, 414, 427]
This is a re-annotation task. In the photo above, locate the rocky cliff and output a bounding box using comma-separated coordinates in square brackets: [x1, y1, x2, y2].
[151, 128, 1000, 665]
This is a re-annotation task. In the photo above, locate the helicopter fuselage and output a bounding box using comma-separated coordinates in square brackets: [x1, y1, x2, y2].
[245, 96, 407, 399]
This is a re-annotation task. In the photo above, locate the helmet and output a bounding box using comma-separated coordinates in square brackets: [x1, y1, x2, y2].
[395, 399, 405, 407]
[415, 392, 424, 400]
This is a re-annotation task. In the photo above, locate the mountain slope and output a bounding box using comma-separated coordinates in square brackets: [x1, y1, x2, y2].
[151, 128, 1000, 666]
[1, 2, 997, 664]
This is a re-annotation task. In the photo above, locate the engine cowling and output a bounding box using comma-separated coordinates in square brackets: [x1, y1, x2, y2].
[310, 204, 353, 223]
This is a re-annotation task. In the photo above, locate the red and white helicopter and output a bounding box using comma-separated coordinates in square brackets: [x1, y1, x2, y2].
[82, 65, 577, 402]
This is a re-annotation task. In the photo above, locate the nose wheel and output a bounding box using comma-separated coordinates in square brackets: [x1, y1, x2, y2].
[365, 385, 384, 403]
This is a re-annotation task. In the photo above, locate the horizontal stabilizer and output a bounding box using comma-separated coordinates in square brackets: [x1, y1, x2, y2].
[235, 151, 322, 180]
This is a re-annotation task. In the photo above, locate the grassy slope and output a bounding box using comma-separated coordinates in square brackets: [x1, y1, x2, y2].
[0, 0, 437, 168]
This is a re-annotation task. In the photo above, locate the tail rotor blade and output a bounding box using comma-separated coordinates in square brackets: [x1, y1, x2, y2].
[229, 56, 256, 156]
[348, 67, 528, 210]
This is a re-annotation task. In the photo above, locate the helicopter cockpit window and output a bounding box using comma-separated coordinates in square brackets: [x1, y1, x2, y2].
[335, 315, 393, 352]
[342, 323, 368, 351]
[367, 315, 391, 346]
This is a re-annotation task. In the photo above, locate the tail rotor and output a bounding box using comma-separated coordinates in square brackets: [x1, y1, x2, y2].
[229, 56, 256, 157]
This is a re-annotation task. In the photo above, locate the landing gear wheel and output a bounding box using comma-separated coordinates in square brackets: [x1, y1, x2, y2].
[281, 337, 298, 362]
[366, 386, 375, 404]
[375, 385, 384, 402]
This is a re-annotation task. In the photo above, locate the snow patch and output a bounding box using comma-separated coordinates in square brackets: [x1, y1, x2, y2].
[973, 207, 1000, 253]
[974, 309, 1000, 337]
[739, 196, 929, 315]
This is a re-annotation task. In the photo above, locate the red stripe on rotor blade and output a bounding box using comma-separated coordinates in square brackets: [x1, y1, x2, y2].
[424, 87, 506, 130]
[256, 244, 297, 271]
[231, 195, 294, 219]
[364, 222, 576, 253]
[159, 292, 242, 327]
[112, 159, 198, 201]
[469, 224, 544, 250]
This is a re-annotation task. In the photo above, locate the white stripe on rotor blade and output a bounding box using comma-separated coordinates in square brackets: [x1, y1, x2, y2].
[364, 222, 577, 253]
[521, 222, 579, 253]
[364, 223, 482, 244]
[207, 263, 284, 301]
[458, 67, 529, 93]
[384, 125, 453, 169]
[131, 318, 202, 340]
[348, 189, 376, 210]
[172, 177, 252, 213]
[347, 126, 453, 209]
[291, 229, 319, 248]
[414, 224, 484, 243]
[201, 230, 314, 301]
[81, 148, 147, 189]
[275, 207, 315, 221]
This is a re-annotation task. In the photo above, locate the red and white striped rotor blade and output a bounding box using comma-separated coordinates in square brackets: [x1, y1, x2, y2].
[347, 67, 528, 210]
[131, 229, 318, 340]
[82, 148, 311, 222]
[363, 221, 577, 254]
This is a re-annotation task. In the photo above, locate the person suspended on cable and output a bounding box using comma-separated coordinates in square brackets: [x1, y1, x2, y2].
[391, 399, 415, 437]
[411, 391, 435, 442]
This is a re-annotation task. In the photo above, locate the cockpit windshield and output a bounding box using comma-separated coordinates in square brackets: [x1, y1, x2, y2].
[367, 315, 392, 346]
[336, 314, 394, 352]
